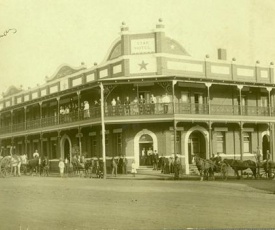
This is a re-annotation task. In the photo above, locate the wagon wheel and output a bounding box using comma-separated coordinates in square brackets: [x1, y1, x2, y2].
[0, 156, 12, 177]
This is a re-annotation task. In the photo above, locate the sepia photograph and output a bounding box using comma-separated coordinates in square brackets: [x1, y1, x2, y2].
[1, 0, 275, 229]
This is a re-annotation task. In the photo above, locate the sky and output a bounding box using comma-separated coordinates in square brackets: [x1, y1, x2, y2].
[1, 0, 275, 97]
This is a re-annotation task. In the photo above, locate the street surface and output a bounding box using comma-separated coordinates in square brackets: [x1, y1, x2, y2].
[0, 175, 275, 230]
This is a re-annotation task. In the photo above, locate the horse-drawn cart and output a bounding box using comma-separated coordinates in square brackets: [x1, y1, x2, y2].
[0, 156, 13, 177]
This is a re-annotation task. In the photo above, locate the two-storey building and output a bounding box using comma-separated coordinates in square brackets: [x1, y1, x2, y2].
[0, 20, 274, 174]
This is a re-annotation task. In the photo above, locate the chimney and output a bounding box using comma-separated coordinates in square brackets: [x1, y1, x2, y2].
[218, 48, 227, 61]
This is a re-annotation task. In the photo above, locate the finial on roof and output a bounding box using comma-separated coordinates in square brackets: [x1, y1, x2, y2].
[81, 62, 85, 65]
[270, 62, 274, 65]
[94, 62, 97, 66]
[121, 21, 129, 32]
[232, 58, 236, 62]
[256, 60, 260, 64]
[205, 54, 210, 59]
[156, 18, 165, 29]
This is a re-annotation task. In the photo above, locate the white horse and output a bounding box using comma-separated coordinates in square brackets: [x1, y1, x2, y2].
[10, 155, 23, 176]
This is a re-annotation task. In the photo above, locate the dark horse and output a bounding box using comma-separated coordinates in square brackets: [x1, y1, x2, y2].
[27, 158, 39, 175]
[261, 160, 275, 178]
[210, 157, 229, 180]
[40, 157, 50, 176]
[193, 155, 215, 181]
[223, 159, 257, 179]
[71, 158, 85, 176]
[84, 159, 95, 178]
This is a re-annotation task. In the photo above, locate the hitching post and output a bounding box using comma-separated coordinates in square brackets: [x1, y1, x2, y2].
[100, 82, 107, 179]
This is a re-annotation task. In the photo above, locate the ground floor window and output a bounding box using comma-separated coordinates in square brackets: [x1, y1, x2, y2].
[114, 133, 122, 156]
[90, 136, 97, 157]
[216, 131, 225, 154]
[243, 132, 251, 153]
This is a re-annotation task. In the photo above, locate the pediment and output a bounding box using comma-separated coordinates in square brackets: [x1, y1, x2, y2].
[47, 64, 86, 82]
[2, 85, 22, 98]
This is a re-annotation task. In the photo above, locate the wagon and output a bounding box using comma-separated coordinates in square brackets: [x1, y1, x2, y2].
[0, 156, 12, 177]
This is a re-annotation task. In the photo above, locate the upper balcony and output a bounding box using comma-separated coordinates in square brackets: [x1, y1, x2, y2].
[0, 102, 274, 136]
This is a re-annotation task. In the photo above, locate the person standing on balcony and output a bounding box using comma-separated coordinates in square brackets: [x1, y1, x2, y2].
[60, 106, 65, 123]
[124, 96, 131, 115]
[133, 97, 139, 115]
[116, 96, 122, 115]
[150, 94, 156, 114]
[139, 95, 145, 114]
[83, 101, 90, 118]
[162, 93, 170, 114]
[64, 106, 70, 122]
[111, 98, 116, 116]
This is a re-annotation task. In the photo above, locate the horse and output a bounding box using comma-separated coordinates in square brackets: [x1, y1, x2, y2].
[40, 157, 50, 176]
[27, 158, 39, 175]
[10, 154, 23, 176]
[223, 159, 257, 179]
[84, 159, 95, 178]
[261, 160, 275, 178]
[193, 155, 215, 181]
[71, 158, 85, 176]
[210, 157, 229, 180]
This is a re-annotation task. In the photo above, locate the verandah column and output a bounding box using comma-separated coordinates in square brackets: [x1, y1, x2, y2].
[237, 85, 243, 115]
[205, 83, 212, 114]
[239, 122, 243, 160]
[77, 126, 83, 156]
[100, 82, 106, 179]
[40, 132, 43, 157]
[172, 80, 177, 155]
[208, 121, 213, 158]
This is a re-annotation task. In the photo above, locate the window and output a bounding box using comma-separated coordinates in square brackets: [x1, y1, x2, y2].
[171, 131, 181, 154]
[243, 132, 251, 153]
[91, 137, 97, 157]
[216, 132, 225, 154]
[116, 133, 122, 156]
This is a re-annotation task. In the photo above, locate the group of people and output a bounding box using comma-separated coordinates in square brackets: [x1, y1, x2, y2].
[56, 93, 172, 122]
[140, 148, 159, 169]
[111, 155, 128, 177]
[59, 99, 101, 123]
[159, 154, 182, 178]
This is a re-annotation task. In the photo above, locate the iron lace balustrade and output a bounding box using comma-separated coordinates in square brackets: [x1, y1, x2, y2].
[0, 103, 273, 135]
[104, 102, 173, 117]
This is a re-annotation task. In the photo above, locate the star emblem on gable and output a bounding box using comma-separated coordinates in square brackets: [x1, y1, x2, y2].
[138, 60, 148, 70]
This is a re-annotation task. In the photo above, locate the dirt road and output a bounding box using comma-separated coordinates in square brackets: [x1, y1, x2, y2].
[0, 176, 275, 229]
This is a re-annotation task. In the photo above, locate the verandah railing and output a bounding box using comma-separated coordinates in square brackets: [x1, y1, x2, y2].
[0, 102, 273, 134]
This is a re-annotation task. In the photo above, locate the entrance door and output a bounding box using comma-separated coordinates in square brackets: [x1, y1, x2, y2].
[188, 131, 206, 163]
[262, 135, 270, 160]
[139, 134, 153, 166]
[64, 139, 70, 162]
[139, 143, 153, 166]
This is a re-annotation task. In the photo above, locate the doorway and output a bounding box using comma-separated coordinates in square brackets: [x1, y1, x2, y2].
[262, 134, 270, 160]
[60, 134, 72, 161]
[139, 134, 153, 166]
[188, 131, 206, 164]
[134, 129, 158, 167]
